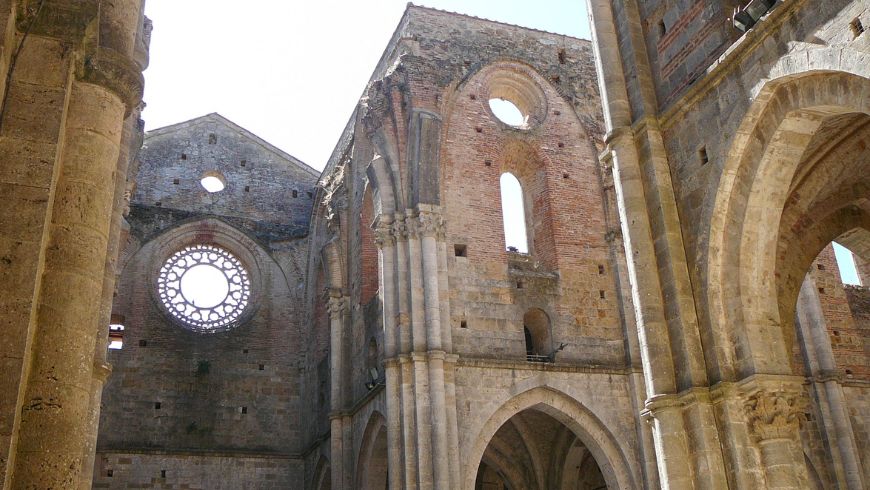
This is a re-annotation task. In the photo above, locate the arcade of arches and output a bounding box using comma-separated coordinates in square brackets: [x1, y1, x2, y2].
[0, 1, 867, 489]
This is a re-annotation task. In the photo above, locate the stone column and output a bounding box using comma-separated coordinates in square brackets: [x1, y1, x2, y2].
[417, 208, 451, 488]
[79, 104, 142, 490]
[375, 216, 405, 489]
[796, 277, 865, 489]
[392, 215, 420, 489]
[327, 291, 349, 489]
[744, 389, 808, 489]
[587, 1, 729, 487]
[11, 65, 140, 489]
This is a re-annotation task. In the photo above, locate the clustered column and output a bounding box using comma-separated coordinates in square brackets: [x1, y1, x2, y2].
[376, 207, 459, 489]
[327, 289, 350, 489]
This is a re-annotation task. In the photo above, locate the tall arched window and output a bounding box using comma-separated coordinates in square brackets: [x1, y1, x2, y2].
[500, 173, 529, 253]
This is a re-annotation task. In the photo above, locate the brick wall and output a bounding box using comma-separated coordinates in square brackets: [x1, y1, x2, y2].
[96, 114, 318, 487]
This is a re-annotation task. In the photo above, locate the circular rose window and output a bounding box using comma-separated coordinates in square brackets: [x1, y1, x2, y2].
[157, 244, 251, 332]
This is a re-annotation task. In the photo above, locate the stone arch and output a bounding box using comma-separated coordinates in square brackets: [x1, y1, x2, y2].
[355, 411, 388, 490]
[365, 154, 399, 217]
[706, 71, 870, 378]
[463, 386, 635, 490]
[523, 308, 552, 359]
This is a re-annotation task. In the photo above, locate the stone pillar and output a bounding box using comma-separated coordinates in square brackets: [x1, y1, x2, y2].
[392, 215, 420, 489]
[375, 216, 405, 489]
[587, 1, 730, 487]
[796, 277, 865, 489]
[11, 74, 137, 489]
[79, 103, 142, 490]
[418, 208, 451, 489]
[327, 291, 349, 489]
[744, 389, 808, 489]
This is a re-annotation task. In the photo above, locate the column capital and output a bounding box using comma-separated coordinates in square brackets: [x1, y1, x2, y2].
[373, 216, 395, 248]
[744, 390, 807, 441]
[391, 214, 409, 242]
[326, 291, 349, 318]
[406, 209, 445, 239]
[77, 46, 145, 116]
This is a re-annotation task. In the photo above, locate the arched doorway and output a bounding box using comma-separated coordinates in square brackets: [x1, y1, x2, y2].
[464, 387, 634, 490]
[356, 412, 388, 490]
[523, 308, 552, 362]
[474, 408, 607, 489]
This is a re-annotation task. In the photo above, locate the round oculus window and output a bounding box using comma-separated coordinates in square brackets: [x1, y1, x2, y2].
[157, 244, 251, 332]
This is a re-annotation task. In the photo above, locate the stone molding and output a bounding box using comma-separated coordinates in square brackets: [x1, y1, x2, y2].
[77, 46, 145, 116]
[379, 210, 445, 242]
[391, 214, 408, 242]
[373, 217, 395, 248]
[743, 391, 807, 441]
[326, 293, 349, 318]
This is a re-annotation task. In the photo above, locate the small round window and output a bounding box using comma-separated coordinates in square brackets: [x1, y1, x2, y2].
[157, 244, 251, 332]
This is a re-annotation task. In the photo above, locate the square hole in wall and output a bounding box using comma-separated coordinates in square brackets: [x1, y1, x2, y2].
[258, 364, 265, 371]
[241, 406, 247, 414]
[558, 48, 566, 64]
[851, 17, 865, 38]
[598, 264, 605, 275]
[599, 290, 606, 299]
[516, 280, 524, 289]
[699, 146, 709, 165]
[208, 133, 217, 144]
[161, 470, 166, 478]
[818, 287, 826, 295]
[139, 339, 147, 347]
[243, 349, 248, 354]
[817, 264, 825, 270]
[154, 402, 161, 410]
[107, 470, 113, 478]
[454, 244, 467, 257]
[244, 185, 250, 192]
[292, 190, 298, 198]
[460, 320, 468, 329]
[173, 178, 179, 185]
[240, 159, 247, 167]
[181, 153, 187, 160]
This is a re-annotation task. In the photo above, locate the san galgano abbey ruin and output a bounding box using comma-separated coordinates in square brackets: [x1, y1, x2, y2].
[1, 0, 870, 488]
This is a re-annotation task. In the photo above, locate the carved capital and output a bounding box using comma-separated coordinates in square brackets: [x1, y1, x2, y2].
[416, 210, 444, 238]
[326, 293, 349, 318]
[391, 216, 408, 242]
[373, 219, 395, 248]
[744, 391, 807, 441]
[77, 46, 145, 116]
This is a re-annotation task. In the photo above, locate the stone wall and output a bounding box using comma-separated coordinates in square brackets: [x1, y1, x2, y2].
[94, 114, 318, 488]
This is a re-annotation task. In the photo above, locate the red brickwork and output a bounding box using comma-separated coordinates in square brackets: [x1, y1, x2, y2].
[359, 185, 378, 306]
[810, 244, 869, 380]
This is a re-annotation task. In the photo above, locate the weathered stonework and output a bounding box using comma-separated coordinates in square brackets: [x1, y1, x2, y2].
[0, 1, 867, 489]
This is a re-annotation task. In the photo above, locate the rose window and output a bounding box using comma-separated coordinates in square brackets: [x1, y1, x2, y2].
[157, 244, 251, 332]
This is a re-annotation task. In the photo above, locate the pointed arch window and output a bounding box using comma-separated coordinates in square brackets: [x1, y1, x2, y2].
[500, 173, 529, 254]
